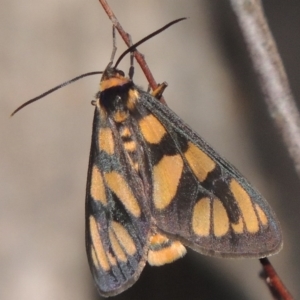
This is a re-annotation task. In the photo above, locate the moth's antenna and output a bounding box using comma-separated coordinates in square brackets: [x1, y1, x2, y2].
[11, 17, 186, 116]
[11, 71, 102, 116]
[114, 17, 187, 69]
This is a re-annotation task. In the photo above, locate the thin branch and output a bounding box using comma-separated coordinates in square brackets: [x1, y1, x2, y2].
[230, 0, 300, 178]
[98, 0, 166, 104]
[230, 1, 295, 299]
[260, 258, 293, 300]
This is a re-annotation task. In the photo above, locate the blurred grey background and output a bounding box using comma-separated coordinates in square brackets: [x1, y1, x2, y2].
[1, 1, 300, 299]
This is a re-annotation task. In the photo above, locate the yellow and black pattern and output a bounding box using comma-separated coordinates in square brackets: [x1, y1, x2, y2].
[138, 94, 281, 256]
[85, 66, 282, 297]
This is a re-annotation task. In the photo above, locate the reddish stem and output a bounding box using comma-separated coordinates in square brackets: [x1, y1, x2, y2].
[98, 0, 166, 104]
[260, 258, 293, 300]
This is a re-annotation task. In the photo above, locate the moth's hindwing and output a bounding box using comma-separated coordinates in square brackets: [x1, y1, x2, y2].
[138, 90, 282, 258]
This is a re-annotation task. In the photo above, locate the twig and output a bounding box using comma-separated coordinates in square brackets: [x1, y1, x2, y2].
[230, 0, 300, 178]
[260, 258, 293, 300]
[230, 1, 295, 299]
[98, 0, 166, 104]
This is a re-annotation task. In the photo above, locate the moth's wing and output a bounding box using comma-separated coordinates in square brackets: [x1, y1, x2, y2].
[85, 108, 151, 297]
[138, 91, 282, 258]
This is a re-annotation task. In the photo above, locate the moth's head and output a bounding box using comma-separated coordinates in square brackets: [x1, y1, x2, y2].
[95, 62, 138, 123]
[100, 63, 130, 92]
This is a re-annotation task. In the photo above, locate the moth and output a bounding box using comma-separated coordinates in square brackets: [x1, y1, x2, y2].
[12, 19, 282, 297]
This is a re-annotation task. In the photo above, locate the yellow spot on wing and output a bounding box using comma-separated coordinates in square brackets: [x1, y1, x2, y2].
[213, 199, 229, 237]
[90, 165, 107, 205]
[89, 216, 110, 271]
[184, 142, 216, 182]
[104, 171, 141, 217]
[113, 110, 128, 123]
[91, 247, 100, 269]
[109, 228, 127, 262]
[120, 126, 131, 138]
[231, 216, 244, 233]
[255, 204, 268, 226]
[111, 221, 136, 256]
[99, 128, 114, 154]
[127, 89, 139, 110]
[230, 179, 259, 233]
[139, 114, 166, 144]
[153, 154, 183, 210]
[124, 140, 136, 152]
[148, 241, 186, 266]
[192, 197, 211, 236]
[149, 233, 169, 245]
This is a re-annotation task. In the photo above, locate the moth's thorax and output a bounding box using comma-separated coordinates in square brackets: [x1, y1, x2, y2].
[97, 75, 142, 172]
[97, 79, 139, 123]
